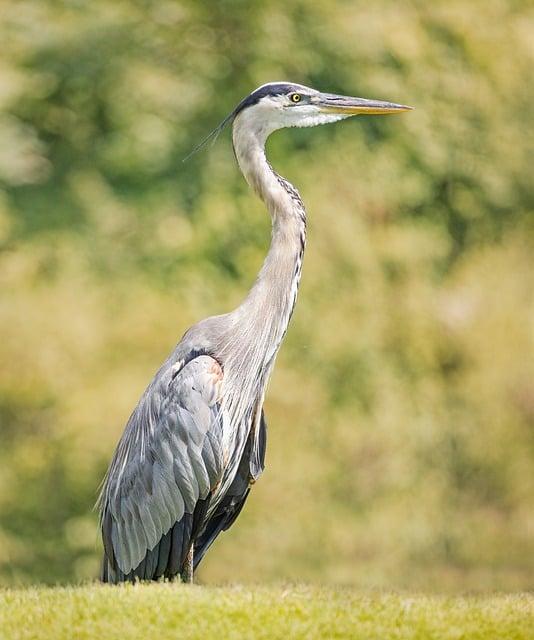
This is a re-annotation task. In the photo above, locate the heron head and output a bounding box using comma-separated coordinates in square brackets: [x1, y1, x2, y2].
[184, 82, 412, 160]
[234, 82, 412, 136]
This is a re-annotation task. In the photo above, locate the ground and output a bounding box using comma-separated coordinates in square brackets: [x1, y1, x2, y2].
[0, 584, 532, 640]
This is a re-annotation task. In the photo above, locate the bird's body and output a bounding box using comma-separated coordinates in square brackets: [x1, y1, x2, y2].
[99, 82, 411, 583]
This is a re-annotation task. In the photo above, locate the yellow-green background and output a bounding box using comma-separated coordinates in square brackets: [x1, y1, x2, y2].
[0, 0, 532, 590]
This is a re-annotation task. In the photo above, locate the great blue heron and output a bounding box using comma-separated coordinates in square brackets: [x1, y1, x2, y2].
[99, 82, 411, 583]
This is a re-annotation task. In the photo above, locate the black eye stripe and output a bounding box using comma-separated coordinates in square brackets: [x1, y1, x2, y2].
[234, 84, 307, 115]
[187, 84, 312, 161]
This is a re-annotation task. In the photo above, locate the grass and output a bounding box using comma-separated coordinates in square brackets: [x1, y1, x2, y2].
[0, 584, 532, 640]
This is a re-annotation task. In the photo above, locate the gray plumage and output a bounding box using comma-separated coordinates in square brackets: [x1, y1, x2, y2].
[99, 82, 412, 583]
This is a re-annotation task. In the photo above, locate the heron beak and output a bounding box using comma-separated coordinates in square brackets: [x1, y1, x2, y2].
[318, 93, 413, 116]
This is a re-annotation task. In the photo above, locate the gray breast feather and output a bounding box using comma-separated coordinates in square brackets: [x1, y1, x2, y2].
[101, 354, 225, 575]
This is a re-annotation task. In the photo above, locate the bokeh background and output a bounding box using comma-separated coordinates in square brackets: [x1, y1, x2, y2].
[0, 0, 533, 591]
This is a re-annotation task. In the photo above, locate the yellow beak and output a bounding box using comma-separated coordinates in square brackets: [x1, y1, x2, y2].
[318, 93, 413, 115]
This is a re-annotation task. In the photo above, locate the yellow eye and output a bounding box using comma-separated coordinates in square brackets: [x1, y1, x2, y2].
[290, 93, 302, 103]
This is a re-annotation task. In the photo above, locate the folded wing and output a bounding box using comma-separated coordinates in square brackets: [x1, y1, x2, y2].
[100, 353, 226, 581]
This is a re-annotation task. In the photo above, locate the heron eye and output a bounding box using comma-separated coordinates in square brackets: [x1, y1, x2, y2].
[290, 93, 302, 103]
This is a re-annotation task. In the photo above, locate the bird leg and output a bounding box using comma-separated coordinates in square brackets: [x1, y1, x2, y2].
[180, 545, 194, 584]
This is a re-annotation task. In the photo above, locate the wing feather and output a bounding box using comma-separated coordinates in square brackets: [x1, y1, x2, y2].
[100, 354, 225, 578]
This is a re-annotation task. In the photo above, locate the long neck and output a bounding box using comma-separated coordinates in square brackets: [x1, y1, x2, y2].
[222, 118, 306, 389]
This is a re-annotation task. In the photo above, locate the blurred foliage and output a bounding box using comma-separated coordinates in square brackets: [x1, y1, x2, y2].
[0, 0, 533, 589]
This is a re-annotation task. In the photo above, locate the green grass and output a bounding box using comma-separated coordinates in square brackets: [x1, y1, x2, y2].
[0, 584, 532, 640]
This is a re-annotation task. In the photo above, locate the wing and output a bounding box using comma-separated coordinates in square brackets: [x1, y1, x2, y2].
[100, 353, 227, 582]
